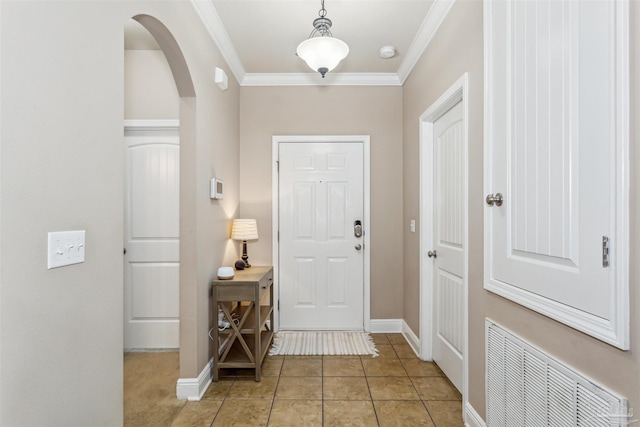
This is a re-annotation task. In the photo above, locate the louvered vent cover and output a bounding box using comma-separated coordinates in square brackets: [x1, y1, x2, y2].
[486, 319, 629, 426]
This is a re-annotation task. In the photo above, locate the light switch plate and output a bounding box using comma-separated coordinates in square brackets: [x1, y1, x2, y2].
[47, 230, 86, 269]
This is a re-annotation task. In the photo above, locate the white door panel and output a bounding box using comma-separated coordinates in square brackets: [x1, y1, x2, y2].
[130, 263, 180, 318]
[279, 142, 364, 330]
[432, 101, 464, 392]
[124, 135, 180, 349]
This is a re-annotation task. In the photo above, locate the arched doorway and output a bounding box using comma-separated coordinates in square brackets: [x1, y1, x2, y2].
[123, 12, 197, 378]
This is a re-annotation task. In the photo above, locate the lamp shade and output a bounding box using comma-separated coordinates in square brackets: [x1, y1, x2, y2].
[231, 219, 259, 241]
[296, 36, 349, 76]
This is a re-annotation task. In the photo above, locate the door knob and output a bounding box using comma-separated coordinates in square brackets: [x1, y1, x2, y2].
[428, 250, 437, 258]
[486, 193, 503, 207]
[355, 244, 362, 250]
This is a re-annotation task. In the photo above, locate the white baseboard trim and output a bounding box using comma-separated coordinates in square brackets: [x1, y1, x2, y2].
[369, 319, 403, 333]
[402, 321, 421, 358]
[176, 358, 213, 401]
[464, 401, 486, 427]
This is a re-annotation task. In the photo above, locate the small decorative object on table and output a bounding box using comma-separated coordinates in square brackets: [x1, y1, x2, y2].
[217, 266, 234, 280]
[234, 260, 246, 270]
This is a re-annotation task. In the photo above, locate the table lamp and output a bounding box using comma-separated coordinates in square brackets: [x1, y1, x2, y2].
[231, 219, 259, 268]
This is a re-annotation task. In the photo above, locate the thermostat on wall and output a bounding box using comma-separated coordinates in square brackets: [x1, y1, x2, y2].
[210, 178, 224, 199]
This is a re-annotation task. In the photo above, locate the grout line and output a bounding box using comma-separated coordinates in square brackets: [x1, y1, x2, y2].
[362, 354, 382, 426]
[421, 399, 438, 427]
[321, 356, 324, 426]
[264, 358, 283, 427]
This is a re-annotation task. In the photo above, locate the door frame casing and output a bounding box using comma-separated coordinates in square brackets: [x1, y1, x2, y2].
[419, 74, 469, 408]
[272, 135, 371, 333]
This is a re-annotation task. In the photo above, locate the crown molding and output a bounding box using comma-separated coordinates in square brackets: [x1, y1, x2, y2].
[190, 0, 455, 87]
[190, 0, 246, 84]
[241, 72, 402, 87]
[396, 0, 456, 84]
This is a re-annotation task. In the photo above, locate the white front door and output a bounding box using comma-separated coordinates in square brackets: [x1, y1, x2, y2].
[431, 101, 464, 392]
[124, 133, 180, 349]
[278, 142, 364, 330]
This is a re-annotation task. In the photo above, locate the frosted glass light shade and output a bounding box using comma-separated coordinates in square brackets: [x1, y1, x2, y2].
[231, 219, 259, 241]
[296, 36, 349, 76]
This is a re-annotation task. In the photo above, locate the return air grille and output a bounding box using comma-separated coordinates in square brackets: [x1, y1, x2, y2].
[486, 319, 628, 426]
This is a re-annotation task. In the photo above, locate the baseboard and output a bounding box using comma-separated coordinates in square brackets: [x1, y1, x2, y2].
[401, 321, 421, 358]
[176, 358, 212, 401]
[369, 319, 403, 333]
[464, 401, 486, 427]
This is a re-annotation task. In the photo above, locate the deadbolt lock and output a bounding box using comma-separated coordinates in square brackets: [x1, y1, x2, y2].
[354, 220, 363, 238]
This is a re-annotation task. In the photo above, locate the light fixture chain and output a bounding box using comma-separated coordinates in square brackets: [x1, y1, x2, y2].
[319, 0, 327, 17]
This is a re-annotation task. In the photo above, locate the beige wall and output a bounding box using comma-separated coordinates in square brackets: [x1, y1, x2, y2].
[239, 86, 404, 319]
[124, 49, 180, 120]
[403, 0, 640, 419]
[402, 0, 485, 336]
[0, 1, 239, 425]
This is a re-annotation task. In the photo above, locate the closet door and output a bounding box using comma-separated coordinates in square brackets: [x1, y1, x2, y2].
[484, 0, 629, 349]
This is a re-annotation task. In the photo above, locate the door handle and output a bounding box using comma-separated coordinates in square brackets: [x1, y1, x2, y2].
[354, 220, 363, 238]
[355, 244, 362, 251]
[427, 250, 437, 258]
[486, 193, 503, 207]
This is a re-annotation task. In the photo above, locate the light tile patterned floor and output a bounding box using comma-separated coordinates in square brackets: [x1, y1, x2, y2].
[124, 334, 464, 427]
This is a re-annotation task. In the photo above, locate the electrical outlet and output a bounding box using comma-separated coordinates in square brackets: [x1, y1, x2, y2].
[47, 230, 86, 269]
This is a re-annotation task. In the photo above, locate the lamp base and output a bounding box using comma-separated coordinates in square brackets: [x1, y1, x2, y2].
[241, 240, 251, 268]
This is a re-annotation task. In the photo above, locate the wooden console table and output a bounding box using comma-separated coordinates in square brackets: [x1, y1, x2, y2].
[211, 266, 273, 381]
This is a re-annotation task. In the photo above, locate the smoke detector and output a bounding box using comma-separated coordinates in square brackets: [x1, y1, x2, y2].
[379, 46, 396, 59]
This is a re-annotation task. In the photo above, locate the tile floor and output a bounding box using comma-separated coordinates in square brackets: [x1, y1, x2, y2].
[124, 333, 463, 427]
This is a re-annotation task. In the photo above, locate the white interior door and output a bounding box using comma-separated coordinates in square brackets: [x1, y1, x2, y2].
[431, 101, 464, 392]
[278, 142, 364, 330]
[124, 133, 180, 349]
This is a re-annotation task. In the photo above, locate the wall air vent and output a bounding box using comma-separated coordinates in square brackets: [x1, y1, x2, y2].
[486, 319, 629, 426]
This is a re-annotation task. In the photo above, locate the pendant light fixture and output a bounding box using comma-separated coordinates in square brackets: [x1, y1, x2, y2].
[296, 0, 349, 78]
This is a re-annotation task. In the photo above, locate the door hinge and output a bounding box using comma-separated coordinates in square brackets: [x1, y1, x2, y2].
[602, 236, 610, 268]
[276, 160, 279, 172]
[278, 300, 280, 310]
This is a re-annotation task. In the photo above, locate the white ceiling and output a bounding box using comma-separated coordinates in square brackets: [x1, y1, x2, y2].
[125, 0, 454, 86]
